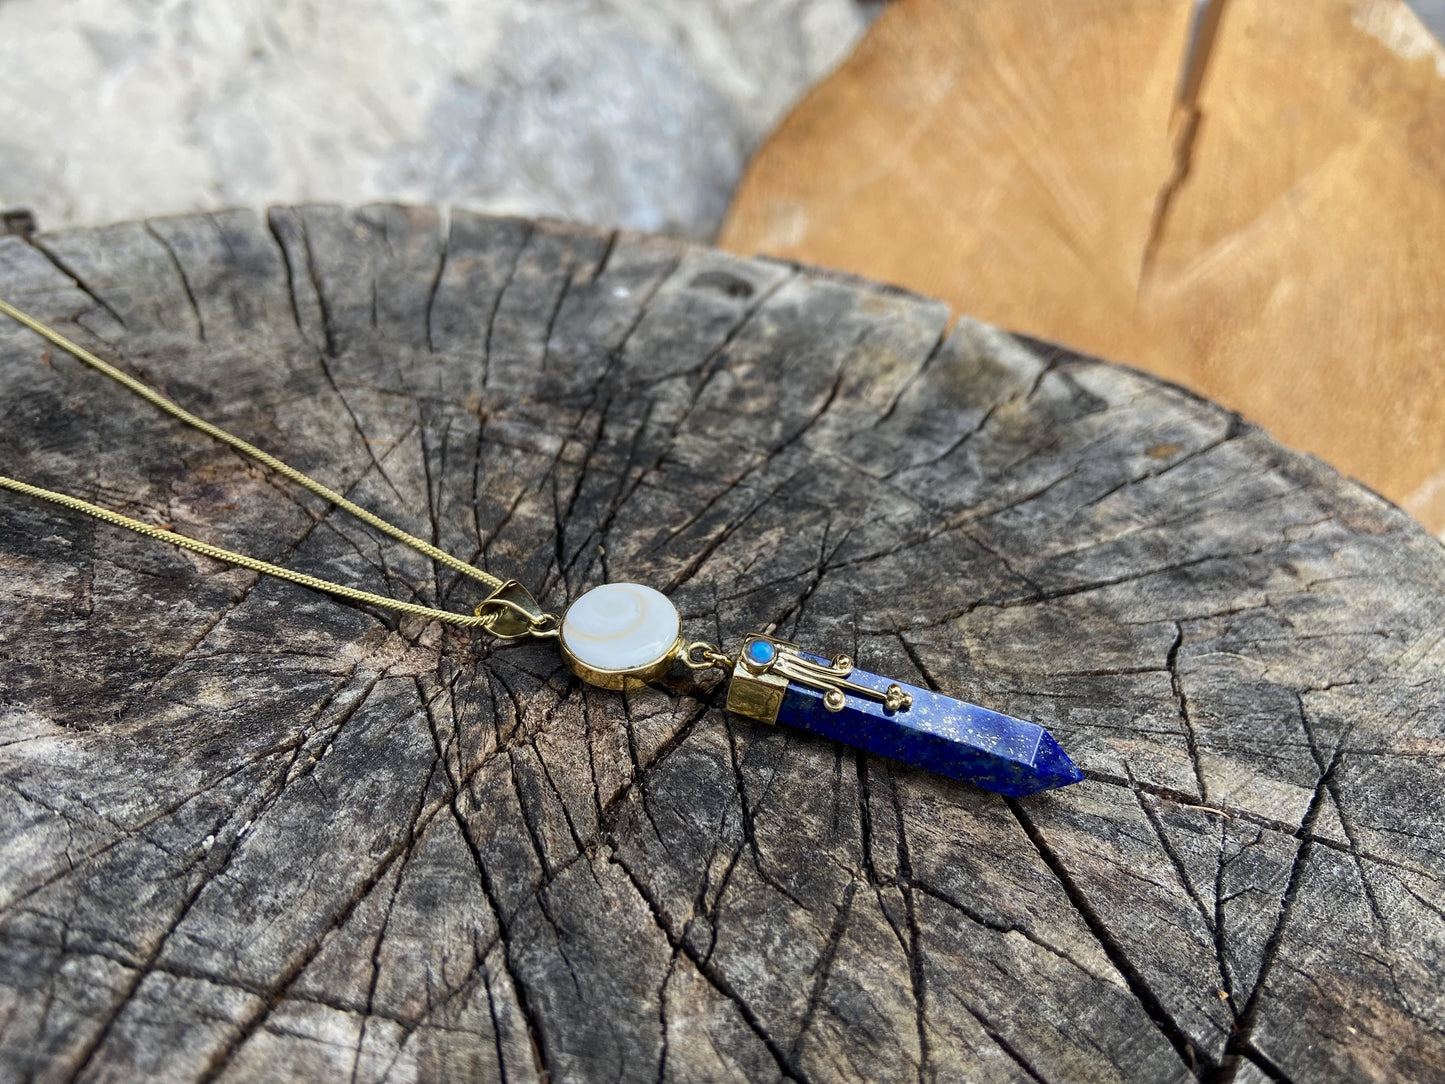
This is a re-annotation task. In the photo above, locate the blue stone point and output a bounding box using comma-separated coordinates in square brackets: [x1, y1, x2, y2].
[777, 661, 1083, 798]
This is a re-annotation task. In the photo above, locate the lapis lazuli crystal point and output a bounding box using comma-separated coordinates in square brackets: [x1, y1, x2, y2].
[776, 667, 1082, 797]
[1030, 729, 1086, 793]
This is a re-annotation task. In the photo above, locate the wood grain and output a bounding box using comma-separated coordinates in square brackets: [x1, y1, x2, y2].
[0, 206, 1441, 1082]
[720, 0, 1445, 535]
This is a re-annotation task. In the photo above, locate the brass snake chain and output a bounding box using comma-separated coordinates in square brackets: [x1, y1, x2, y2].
[0, 298, 534, 633]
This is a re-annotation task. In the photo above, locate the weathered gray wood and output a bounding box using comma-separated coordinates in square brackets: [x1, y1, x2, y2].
[0, 205, 1441, 1084]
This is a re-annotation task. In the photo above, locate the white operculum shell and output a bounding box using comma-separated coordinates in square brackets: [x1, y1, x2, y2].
[561, 583, 681, 675]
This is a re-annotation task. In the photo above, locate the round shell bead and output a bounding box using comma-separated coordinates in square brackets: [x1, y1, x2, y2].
[560, 583, 681, 683]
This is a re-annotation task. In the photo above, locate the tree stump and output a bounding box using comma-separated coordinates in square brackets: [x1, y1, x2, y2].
[0, 206, 1441, 1084]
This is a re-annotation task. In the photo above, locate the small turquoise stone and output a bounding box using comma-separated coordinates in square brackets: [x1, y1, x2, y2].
[746, 639, 777, 666]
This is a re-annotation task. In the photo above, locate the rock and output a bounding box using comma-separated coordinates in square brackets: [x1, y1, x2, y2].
[0, 0, 867, 239]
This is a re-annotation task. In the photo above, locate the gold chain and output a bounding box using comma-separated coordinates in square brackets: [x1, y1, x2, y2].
[0, 298, 541, 633]
[0, 474, 505, 628]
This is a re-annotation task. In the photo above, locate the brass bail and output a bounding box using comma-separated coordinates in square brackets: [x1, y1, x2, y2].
[474, 579, 549, 638]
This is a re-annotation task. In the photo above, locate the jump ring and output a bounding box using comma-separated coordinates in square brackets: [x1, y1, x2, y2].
[682, 641, 733, 671]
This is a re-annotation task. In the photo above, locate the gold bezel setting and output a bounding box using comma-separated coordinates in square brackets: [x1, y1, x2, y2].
[725, 634, 913, 719]
[559, 634, 685, 690]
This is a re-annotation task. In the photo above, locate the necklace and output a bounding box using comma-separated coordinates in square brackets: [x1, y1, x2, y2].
[0, 298, 1082, 797]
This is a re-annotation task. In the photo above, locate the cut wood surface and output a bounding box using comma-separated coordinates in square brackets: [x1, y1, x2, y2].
[0, 206, 1442, 1083]
[720, 0, 1445, 535]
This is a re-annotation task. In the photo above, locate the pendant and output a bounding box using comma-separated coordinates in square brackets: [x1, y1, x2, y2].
[545, 583, 1083, 797]
[723, 635, 1083, 797]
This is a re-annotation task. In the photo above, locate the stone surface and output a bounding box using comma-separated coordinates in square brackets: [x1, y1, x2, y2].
[0, 206, 1441, 1082]
[0, 0, 868, 239]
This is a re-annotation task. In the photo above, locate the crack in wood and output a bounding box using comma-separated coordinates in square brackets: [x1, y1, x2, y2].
[1009, 798, 1206, 1078]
